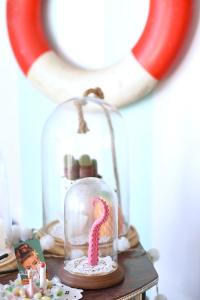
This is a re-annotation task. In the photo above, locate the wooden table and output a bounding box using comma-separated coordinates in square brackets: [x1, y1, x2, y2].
[0, 244, 158, 300]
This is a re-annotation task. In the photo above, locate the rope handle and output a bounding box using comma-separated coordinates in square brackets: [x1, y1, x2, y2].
[74, 87, 121, 206]
[75, 87, 104, 134]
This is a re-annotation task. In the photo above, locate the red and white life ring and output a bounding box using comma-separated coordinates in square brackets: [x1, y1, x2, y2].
[7, 0, 192, 107]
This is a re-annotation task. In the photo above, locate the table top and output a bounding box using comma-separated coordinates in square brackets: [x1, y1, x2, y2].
[0, 244, 158, 300]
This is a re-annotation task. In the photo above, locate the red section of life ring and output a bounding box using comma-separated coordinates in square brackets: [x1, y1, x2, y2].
[132, 0, 192, 79]
[7, 0, 192, 106]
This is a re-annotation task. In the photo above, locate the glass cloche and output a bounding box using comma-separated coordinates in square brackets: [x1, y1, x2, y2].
[61, 177, 124, 289]
[42, 89, 129, 243]
[0, 154, 12, 260]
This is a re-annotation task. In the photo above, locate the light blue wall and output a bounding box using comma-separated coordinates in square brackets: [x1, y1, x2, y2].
[122, 97, 153, 249]
[18, 74, 56, 228]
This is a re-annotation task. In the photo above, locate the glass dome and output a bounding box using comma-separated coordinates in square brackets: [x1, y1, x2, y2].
[42, 92, 129, 240]
[0, 154, 12, 259]
[64, 178, 117, 266]
[62, 177, 124, 289]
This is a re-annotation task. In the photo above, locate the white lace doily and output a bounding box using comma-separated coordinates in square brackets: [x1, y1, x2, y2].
[65, 256, 117, 275]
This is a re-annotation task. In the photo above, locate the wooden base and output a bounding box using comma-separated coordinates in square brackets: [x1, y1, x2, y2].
[58, 264, 124, 290]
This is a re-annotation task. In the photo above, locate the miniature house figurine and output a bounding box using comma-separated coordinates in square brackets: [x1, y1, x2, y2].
[60, 177, 124, 289]
[42, 89, 129, 242]
[0, 154, 12, 260]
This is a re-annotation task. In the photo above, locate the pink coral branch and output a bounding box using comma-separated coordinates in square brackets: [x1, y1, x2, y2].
[88, 197, 109, 266]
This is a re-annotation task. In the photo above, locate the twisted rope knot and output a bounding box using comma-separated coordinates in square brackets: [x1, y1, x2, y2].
[75, 87, 104, 134]
[83, 87, 104, 99]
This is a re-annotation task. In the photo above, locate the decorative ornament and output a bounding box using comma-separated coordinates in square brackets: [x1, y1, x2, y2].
[7, 0, 192, 106]
[79, 155, 93, 179]
[147, 248, 160, 263]
[64, 155, 79, 180]
[88, 198, 109, 266]
[117, 236, 130, 252]
[39, 262, 47, 290]
[64, 154, 101, 181]
[94, 199, 124, 237]
[39, 234, 55, 251]
[26, 269, 39, 298]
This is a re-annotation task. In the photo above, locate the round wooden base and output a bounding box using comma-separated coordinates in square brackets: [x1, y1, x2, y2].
[58, 264, 124, 290]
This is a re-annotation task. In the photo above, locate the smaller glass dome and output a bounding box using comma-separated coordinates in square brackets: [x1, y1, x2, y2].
[0, 154, 12, 258]
[64, 177, 118, 276]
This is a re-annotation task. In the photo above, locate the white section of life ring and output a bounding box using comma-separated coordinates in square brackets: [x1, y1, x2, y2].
[28, 51, 158, 107]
